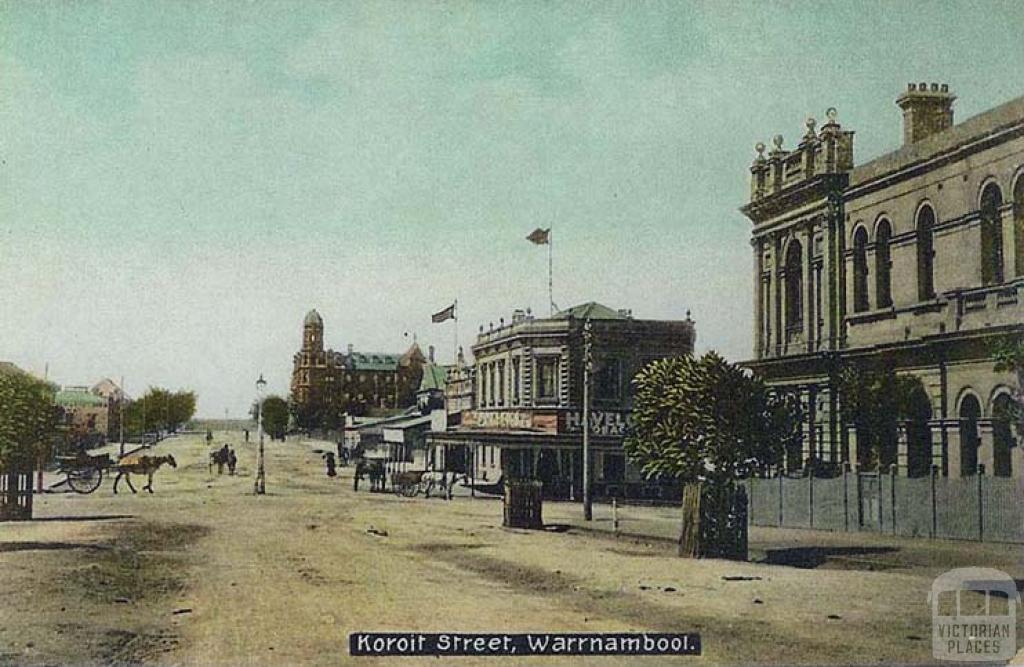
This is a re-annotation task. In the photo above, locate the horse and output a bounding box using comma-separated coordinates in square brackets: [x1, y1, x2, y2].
[209, 446, 231, 474]
[353, 460, 385, 492]
[113, 454, 177, 494]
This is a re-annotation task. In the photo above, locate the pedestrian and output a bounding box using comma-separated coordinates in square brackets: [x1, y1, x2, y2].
[206, 429, 213, 446]
[325, 452, 337, 478]
[244, 429, 249, 443]
[227, 448, 237, 475]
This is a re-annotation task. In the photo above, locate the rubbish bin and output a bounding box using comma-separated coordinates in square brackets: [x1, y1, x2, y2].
[503, 479, 543, 529]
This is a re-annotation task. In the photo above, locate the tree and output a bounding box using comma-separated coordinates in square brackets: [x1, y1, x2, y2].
[0, 371, 65, 468]
[260, 396, 289, 441]
[624, 352, 802, 559]
[837, 363, 928, 471]
[992, 335, 1024, 437]
[625, 352, 802, 485]
[123, 387, 197, 435]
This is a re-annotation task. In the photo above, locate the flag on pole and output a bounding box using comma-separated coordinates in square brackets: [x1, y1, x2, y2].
[431, 303, 456, 323]
[526, 227, 550, 245]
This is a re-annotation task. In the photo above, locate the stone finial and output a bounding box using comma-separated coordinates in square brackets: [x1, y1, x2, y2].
[826, 107, 838, 123]
[804, 116, 817, 140]
[772, 134, 784, 151]
[753, 141, 766, 165]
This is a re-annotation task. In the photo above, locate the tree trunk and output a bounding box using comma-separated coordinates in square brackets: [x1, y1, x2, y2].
[678, 481, 748, 561]
[678, 482, 702, 557]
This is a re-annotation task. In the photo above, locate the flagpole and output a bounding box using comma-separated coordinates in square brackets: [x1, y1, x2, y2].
[548, 228, 553, 317]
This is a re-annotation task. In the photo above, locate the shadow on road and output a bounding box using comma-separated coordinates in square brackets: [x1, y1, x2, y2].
[32, 514, 135, 522]
[0, 541, 110, 553]
[761, 546, 900, 569]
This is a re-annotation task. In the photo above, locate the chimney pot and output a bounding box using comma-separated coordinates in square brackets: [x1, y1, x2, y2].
[896, 82, 956, 145]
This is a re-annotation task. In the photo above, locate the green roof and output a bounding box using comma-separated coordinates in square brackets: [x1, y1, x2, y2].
[418, 363, 448, 392]
[350, 352, 401, 372]
[553, 302, 628, 320]
[55, 387, 106, 407]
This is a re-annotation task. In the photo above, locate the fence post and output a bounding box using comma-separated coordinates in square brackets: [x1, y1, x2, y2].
[808, 466, 814, 529]
[778, 471, 784, 527]
[930, 464, 938, 539]
[977, 464, 985, 542]
[612, 498, 619, 534]
[843, 463, 850, 532]
[890, 464, 897, 536]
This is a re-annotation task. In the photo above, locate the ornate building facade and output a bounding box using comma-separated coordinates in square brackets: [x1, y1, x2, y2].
[428, 303, 696, 499]
[743, 84, 1023, 478]
[290, 309, 426, 424]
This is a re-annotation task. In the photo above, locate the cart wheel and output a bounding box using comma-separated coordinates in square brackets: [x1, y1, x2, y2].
[400, 483, 417, 498]
[68, 468, 103, 494]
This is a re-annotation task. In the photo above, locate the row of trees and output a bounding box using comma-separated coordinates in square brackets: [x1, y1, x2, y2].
[0, 375, 198, 473]
[123, 388, 197, 436]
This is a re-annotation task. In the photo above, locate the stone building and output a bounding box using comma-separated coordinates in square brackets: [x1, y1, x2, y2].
[290, 309, 426, 425]
[55, 386, 109, 446]
[743, 84, 1023, 478]
[428, 303, 696, 499]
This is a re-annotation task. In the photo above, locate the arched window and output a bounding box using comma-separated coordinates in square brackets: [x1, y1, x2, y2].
[916, 205, 936, 300]
[958, 394, 981, 477]
[784, 241, 803, 331]
[852, 227, 869, 312]
[980, 183, 1004, 285]
[1015, 175, 1024, 278]
[992, 393, 1015, 478]
[875, 219, 893, 308]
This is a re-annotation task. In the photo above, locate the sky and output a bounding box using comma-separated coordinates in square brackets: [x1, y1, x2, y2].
[2, 1, 1023, 417]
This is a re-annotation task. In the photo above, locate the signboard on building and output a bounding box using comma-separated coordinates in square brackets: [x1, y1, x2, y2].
[462, 410, 559, 433]
[564, 411, 633, 437]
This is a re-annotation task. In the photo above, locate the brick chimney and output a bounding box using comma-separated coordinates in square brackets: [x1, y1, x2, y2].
[896, 82, 955, 145]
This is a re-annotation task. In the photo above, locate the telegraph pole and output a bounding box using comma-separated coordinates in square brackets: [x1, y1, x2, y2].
[255, 373, 267, 495]
[582, 318, 593, 521]
[119, 375, 125, 457]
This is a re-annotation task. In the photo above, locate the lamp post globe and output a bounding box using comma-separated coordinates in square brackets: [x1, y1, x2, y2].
[255, 373, 267, 495]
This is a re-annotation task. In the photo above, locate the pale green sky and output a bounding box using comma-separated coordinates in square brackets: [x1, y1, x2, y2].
[2, 1, 1023, 416]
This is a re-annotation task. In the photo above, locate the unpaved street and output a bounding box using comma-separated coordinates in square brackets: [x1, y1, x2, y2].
[2, 433, 1021, 666]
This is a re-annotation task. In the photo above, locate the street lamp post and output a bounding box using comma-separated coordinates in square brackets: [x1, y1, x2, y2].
[254, 373, 267, 495]
[582, 318, 593, 521]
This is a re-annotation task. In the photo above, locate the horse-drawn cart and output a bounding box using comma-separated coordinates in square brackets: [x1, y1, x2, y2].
[392, 470, 434, 497]
[55, 452, 114, 494]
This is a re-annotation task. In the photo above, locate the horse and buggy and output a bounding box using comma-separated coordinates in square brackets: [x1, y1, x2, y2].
[351, 457, 461, 498]
[55, 450, 177, 494]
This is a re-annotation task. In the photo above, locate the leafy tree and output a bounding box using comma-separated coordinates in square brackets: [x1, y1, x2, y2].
[992, 335, 1023, 436]
[625, 352, 803, 486]
[259, 396, 289, 440]
[124, 387, 197, 435]
[0, 371, 65, 467]
[837, 363, 929, 471]
[624, 352, 802, 559]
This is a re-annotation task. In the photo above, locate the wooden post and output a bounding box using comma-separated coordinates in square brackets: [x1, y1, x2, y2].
[890, 463, 897, 535]
[808, 465, 815, 529]
[612, 498, 619, 534]
[842, 463, 850, 532]
[977, 463, 985, 542]
[929, 464, 938, 539]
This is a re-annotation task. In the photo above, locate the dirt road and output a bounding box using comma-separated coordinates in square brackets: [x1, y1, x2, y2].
[2, 432, 1020, 665]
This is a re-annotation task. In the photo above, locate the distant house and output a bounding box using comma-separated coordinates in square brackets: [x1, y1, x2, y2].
[55, 386, 108, 446]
